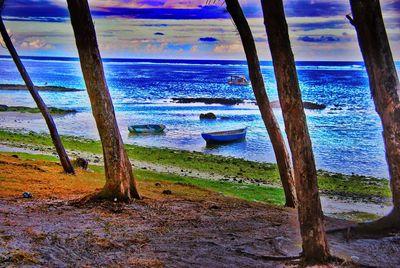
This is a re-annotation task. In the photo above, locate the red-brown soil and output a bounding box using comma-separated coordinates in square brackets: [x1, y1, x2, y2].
[0, 154, 398, 267]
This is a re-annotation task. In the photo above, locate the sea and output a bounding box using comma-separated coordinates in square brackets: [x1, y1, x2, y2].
[1, 56, 399, 179]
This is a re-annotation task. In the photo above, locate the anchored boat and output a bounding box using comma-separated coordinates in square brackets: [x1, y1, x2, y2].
[228, 75, 250, 85]
[128, 124, 166, 134]
[201, 127, 247, 144]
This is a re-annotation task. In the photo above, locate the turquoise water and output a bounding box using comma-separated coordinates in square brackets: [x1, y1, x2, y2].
[0, 56, 397, 178]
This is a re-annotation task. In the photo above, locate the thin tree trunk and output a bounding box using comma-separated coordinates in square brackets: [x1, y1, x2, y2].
[66, 0, 140, 201]
[0, 6, 74, 174]
[349, 0, 400, 230]
[261, 0, 330, 263]
[225, 0, 296, 207]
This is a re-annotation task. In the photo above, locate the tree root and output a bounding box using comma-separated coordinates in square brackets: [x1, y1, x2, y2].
[327, 209, 400, 238]
[235, 249, 301, 261]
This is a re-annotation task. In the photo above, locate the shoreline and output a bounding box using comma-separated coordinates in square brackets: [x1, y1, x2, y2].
[0, 84, 84, 92]
[0, 128, 392, 219]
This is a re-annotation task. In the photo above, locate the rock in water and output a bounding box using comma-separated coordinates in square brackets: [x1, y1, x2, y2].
[200, 112, 217, 120]
[75, 158, 89, 170]
[22, 192, 33, 198]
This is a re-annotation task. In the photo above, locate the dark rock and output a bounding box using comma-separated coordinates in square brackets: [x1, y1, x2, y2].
[155, 182, 162, 187]
[200, 112, 217, 120]
[75, 157, 89, 170]
[162, 189, 172, 195]
[303, 102, 326, 110]
[209, 204, 221, 209]
[11, 155, 19, 158]
[22, 192, 32, 198]
[172, 97, 243, 105]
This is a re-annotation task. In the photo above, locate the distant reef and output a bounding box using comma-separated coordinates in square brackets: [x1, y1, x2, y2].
[269, 100, 326, 110]
[171, 97, 244, 105]
[170, 97, 326, 109]
[0, 104, 76, 115]
[0, 84, 84, 92]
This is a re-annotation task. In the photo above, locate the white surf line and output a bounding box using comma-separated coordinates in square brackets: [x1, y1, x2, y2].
[0, 141, 392, 217]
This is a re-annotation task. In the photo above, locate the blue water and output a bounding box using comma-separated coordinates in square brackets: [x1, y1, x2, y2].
[0, 56, 398, 178]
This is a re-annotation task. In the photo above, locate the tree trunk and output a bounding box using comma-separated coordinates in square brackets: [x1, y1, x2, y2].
[349, 0, 400, 230]
[225, 0, 296, 208]
[261, 0, 330, 263]
[0, 12, 74, 175]
[66, 0, 140, 201]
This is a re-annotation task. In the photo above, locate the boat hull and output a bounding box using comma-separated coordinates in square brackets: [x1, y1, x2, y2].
[201, 128, 247, 144]
[128, 124, 165, 134]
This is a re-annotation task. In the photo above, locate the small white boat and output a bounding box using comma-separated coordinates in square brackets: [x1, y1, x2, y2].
[201, 127, 247, 144]
[228, 75, 250, 85]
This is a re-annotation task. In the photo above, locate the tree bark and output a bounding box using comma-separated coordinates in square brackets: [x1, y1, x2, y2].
[66, 0, 140, 201]
[349, 0, 400, 230]
[261, 0, 330, 263]
[225, 0, 296, 208]
[0, 8, 74, 174]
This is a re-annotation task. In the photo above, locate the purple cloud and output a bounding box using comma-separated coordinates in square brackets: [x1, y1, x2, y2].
[199, 37, 219, 42]
[298, 35, 341, 43]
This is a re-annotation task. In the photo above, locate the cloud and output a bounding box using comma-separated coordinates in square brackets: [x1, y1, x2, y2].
[198, 37, 219, 42]
[213, 43, 243, 53]
[91, 6, 228, 20]
[283, 1, 348, 17]
[142, 23, 168, 27]
[3, 16, 67, 23]
[290, 20, 347, 32]
[298, 35, 341, 43]
[254, 37, 266, 43]
[20, 39, 53, 49]
[2, 0, 68, 18]
[0, 28, 16, 48]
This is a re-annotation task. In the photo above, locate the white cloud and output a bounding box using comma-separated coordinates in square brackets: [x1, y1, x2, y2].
[20, 39, 53, 49]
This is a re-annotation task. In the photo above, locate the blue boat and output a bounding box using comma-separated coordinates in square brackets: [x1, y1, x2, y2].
[128, 124, 166, 134]
[201, 127, 247, 144]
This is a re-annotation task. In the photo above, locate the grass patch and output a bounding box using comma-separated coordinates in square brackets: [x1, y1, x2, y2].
[0, 129, 391, 199]
[331, 211, 381, 222]
[136, 169, 285, 205]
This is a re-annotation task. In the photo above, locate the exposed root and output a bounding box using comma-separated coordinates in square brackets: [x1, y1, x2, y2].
[350, 209, 400, 234]
[235, 249, 301, 261]
[327, 209, 400, 239]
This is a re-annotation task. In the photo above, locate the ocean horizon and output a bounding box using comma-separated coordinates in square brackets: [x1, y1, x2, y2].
[1, 55, 399, 179]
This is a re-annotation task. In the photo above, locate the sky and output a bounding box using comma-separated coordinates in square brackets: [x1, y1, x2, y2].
[0, 0, 399, 60]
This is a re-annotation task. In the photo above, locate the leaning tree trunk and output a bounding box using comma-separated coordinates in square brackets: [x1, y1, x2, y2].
[349, 0, 400, 230]
[261, 0, 330, 263]
[225, 0, 296, 207]
[66, 0, 140, 201]
[0, 5, 74, 175]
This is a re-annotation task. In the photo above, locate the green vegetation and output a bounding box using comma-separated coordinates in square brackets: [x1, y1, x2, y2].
[136, 169, 285, 205]
[0, 129, 391, 199]
[331, 211, 381, 222]
[1, 151, 285, 206]
[0, 105, 76, 114]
